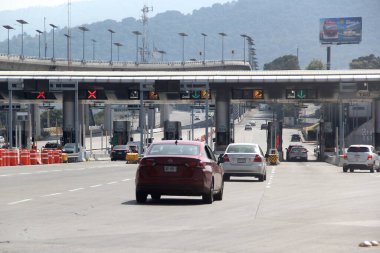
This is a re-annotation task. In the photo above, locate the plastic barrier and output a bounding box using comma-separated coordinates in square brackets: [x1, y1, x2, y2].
[41, 150, 49, 164]
[53, 150, 62, 163]
[48, 150, 54, 164]
[4, 149, 9, 166]
[19, 149, 31, 165]
[61, 153, 68, 163]
[30, 150, 39, 165]
[9, 149, 19, 166]
[0, 149, 4, 166]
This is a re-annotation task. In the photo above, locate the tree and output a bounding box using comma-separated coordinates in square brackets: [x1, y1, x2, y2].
[306, 59, 325, 70]
[350, 54, 380, 69]
[263, 55, 300, 70]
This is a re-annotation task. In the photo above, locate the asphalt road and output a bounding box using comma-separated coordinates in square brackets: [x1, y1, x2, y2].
[1, 109, 379, 252]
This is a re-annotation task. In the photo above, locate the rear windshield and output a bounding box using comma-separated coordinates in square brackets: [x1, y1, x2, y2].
[148, 144, 199, 156]
[226, 145, 258, 153]
[113, 145, 127, 150]
[291, 148, 305, 152]
[347, 147, 370, 152]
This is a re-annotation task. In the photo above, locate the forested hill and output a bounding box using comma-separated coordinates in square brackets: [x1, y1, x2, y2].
[0, 0, 378, 69]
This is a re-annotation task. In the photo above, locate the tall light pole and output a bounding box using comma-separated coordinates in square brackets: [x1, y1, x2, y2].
[218, 32, 227, 63]
[78, 26, 89, 62]
[157, 50, 166, 61]
[3, 25, 14, 56]
[240, 34, 248, 64]
[36, 30, 43, 58]
[49, 24, 58, 59]
[178, 32, 188, 64]
[132, 31, 142, 64]
[201, 33, 207, 64]
[16, 19, 28, 58]
[64, 34, 71, 65]
[91, 39, 96, 60]
[113, 42, 123, 61]
[107, 29, 115, 63]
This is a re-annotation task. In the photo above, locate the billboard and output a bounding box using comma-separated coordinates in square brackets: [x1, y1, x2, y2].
[319, 17, 362, 45]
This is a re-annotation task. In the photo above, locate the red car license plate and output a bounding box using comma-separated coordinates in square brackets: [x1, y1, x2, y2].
[164, 166, 177, 172]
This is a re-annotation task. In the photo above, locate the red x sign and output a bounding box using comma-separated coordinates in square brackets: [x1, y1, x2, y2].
[37, 91, 45, 99]
[87, 90, 97, 99]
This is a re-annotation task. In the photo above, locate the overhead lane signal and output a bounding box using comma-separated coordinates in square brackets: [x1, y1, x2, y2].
[286, 89, 317, 99]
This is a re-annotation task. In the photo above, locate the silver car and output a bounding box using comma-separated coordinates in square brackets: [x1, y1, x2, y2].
[219, 143, 267, 182]
[342, 145, 380, 173]
[288, 146, 308, 161]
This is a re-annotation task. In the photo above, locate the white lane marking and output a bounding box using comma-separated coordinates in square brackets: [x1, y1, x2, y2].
[8, 199, 33, 205]
[121, 179, 132, 182]
[36, 170, 49, 173]
[90, 184, 102, 188]
[41, 193, 62, 197]
[18, 172, 32, 175]
[50, 170, 63, 172]
[68, 188, 85, 192]
[64, 168, 85, 171]
[0, 174, 11, 177]
[107, 181, 118, 185]
[266, 186, 271, 188]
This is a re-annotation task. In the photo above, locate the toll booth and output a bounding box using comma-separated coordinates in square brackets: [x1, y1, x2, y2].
[266, 121, 283, 160]
[163, 121, 182, 140]
[111, 121, 131, 146]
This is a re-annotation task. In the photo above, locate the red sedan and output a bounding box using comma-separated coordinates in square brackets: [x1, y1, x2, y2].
[135, 140, 224, 204]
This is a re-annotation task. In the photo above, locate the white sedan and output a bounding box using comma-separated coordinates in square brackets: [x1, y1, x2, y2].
[218, 143, 267, 182]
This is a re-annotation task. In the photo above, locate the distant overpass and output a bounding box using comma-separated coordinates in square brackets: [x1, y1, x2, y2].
[0, 54, 251, 71]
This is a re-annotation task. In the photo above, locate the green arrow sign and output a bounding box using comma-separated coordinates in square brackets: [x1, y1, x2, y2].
[296, 90, 306, 99]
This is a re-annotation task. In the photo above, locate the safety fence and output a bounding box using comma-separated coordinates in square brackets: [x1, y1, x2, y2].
[0, 148, 66, 167]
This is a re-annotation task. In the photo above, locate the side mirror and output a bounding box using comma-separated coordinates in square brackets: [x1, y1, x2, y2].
[265, 154, 269, 158]
[217, 154, 224, 165]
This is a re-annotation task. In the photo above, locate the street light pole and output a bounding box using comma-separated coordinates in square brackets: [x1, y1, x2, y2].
[64, 34, 71, 69]
[218, 32, 227, 63]
[49, 24, 58, 59]
[132, 31, 142, 64]
[157, 50, 166, 61]
[107, 29, 115, 63]
[78, 26, 89, 62]
[178, 32, 188, 65]
[201, 33, 207, 64]
[113, 42, 123, 61]
[16, 19, 28, 59]
[240, 34, 248, 64]
[91, 39, 96, 60]
[3, 25, 14, 56]
[36, 30, 43, 58]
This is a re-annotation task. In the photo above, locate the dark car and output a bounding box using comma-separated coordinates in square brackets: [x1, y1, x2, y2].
[135, 140, 224, 204]
[288, 147, 308, 161]
[61, 143, 78, 154]
[43, 142, 61, 150]
[260, 124, 268, 130]
[291, 134, 301, 142]
[111, 145, 131, 161]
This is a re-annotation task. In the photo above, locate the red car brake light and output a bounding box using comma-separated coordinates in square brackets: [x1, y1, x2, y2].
[185, 160, 205, 168]
[254, 154, 262, 162]
[343, 154, 347, 159]
[223, 154, 230, 162]
[368, 154, 373, 160]
[139, 158, 156, 166]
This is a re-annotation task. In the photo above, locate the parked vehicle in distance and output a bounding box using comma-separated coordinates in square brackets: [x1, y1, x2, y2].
[291, 134, 301, 142]
[111, 145, 132, 161]
[285, 144, 304, 161]
[342, 145, 380, 173]
[0, 135, 4, 143]
[260, 123, 268, 130]
[219, 143, 267, 182]
[61, 143, 78, 153]
[194, 115, 200, 120]
[135, 140, 224, 204]
[43, 142, 61, 150]
[244, 124, 252, 130]
[287, 146, 308, 161]
[249, 120, 256, 126]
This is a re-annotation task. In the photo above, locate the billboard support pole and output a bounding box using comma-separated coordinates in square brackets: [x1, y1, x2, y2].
[326, 46, 331, 70]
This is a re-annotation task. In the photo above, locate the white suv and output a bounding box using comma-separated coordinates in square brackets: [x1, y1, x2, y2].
[342, 145, 380, 173]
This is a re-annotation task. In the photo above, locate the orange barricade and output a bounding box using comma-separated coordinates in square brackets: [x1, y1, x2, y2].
[0, 149, 4, 166]
[4, 149, 9, 166]
[41, 150, 49, 164]
[53, 150, 62, 163]
[19, 149, 31, 165]
[9, 149, 18, 166]
[48, 150, 54, 164]
[30, 150, 39, 165]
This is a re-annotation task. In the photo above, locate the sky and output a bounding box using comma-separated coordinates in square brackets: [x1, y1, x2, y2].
[0, 0, 232, 14]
